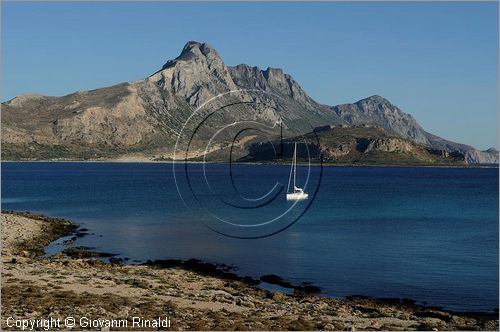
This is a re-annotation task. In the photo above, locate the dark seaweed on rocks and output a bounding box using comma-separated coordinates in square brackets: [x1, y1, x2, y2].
[62, 246, 117, 259]
[260, 274, 321, 294]
[402, 298, 417, 305]
[144, 259, 260, 285]
[296, 284, 321, 294]
[109, 257, 125, 265]
[346, 295, 370, 300]
[261, 274, 294, 288]
[377, 297, 404, 305]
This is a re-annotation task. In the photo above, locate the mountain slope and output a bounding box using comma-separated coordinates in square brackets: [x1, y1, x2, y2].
[1, 41, 497, 164]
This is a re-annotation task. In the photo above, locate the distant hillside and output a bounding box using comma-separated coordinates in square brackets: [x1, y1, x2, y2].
[1, 41, 497, 164]
[239, 125, 466, 166]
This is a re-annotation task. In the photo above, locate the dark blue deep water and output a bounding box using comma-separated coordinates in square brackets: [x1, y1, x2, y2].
[1, 162, 498, 312]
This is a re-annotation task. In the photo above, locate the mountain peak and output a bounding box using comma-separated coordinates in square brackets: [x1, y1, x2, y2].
[180, 41, 218, 57]
[6, 93, 47, 107]
[332, 94, 428, 145]
[161, 41, 221, 70]
[360, 95, 392, 105]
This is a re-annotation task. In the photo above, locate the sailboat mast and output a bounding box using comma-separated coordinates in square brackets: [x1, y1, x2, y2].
[293, 143, 297, 190]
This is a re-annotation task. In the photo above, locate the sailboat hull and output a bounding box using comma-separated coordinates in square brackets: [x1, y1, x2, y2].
[287, 142, 308, 201]
[286, 192, 309, 201]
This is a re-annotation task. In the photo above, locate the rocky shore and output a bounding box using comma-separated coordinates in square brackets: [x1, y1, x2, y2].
[1, 211, 498, 331]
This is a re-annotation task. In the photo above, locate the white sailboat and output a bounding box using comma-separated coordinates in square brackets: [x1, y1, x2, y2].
[286, 142, 309, 201]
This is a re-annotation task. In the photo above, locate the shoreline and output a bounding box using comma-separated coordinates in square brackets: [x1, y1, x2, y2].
[1, 211, 498, 330]
[1, 160, 498, 169]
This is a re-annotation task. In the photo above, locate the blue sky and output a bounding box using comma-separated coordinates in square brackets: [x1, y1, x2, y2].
[2, 2, 498, 149]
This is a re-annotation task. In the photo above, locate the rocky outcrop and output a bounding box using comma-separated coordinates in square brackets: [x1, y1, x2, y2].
[1, 41, 496, 164]
[363, 137, 416, 154]
[464, 148, 499, 164]
[228, 65, 314, 107]
[242, 126, 466, 166]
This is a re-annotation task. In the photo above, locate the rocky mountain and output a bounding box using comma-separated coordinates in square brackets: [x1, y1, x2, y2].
[331, 96, 498, 164]
[331, 96, 429, 145]
[1, 41, 497, 164]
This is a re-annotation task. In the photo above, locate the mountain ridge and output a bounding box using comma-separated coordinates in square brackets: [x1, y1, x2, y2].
[1, 41, 497, 164]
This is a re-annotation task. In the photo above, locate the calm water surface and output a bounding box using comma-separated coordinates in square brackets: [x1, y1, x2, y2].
[2, 162, 498, 312]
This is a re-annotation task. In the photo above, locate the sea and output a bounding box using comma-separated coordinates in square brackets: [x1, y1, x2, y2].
[1, 162, 498, 312]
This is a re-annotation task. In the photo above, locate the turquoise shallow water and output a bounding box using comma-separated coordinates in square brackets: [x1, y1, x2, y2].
[1, 162, 498, 312]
